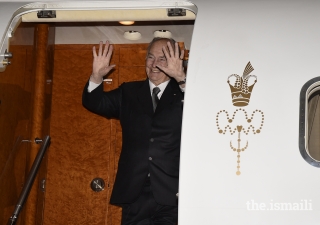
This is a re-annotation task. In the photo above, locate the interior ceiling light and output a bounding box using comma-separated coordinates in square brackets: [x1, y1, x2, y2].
[153, 30, 172, 38]
[123, 31, 141, 40]
[119, 21, 135, 25]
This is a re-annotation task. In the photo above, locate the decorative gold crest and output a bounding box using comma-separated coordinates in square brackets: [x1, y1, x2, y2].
[217, 62, 264, 175]
[227, 61, 257, 107]
[216, 109, 264, 175]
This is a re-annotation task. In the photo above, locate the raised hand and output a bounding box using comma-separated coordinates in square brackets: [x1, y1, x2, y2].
[91, 41, 115, 84]
[156, 42, 186, 85]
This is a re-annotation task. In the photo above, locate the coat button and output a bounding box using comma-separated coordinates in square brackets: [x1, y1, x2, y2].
[150, 138, 154, 142]
[149, 157, 152, 161]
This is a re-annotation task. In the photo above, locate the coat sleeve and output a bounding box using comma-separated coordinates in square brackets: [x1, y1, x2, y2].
[82, 81, 122, 119]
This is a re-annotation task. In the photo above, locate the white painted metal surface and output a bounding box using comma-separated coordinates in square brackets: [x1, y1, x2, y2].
[180, 1, 320, 224]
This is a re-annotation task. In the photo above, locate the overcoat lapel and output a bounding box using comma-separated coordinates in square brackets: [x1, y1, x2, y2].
[137, 79, 181, 117]
[155, 79, 180, 114]
[137, 79, 154, 118]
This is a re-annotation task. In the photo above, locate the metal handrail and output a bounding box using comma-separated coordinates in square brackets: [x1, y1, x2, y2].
[7, 135, 51, 225]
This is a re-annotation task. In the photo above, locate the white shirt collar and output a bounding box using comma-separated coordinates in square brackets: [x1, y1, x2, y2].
[149, 79, 170, 99]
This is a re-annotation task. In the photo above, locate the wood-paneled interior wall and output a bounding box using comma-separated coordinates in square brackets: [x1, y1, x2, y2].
[1, 39, 185, 224]
[0, 44, 34, 225]
[0, 23, 54, 225]
[42, 43, 148, 225]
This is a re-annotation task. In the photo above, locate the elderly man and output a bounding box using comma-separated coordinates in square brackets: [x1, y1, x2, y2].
[82, 38, 186, 225]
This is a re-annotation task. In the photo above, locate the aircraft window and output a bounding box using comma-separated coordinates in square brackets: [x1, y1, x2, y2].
[299, 77, 320, 167]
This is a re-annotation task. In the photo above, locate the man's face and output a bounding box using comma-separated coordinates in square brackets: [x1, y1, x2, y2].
[146, 40, 171, 86]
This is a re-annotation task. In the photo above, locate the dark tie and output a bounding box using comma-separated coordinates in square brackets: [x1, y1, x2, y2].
[152, 87, 160, 111]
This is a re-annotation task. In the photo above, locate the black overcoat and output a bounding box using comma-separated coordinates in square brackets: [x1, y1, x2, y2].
[82, 79, 183, 206]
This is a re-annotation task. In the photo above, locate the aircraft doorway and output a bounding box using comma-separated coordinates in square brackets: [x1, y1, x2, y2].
[0, 2, 196, 224]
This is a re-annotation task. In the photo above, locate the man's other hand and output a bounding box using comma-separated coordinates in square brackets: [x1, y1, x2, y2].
[91, 41, 115, 84]
[156, 41, 186, 87]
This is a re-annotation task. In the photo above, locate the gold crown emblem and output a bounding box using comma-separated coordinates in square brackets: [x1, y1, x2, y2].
[227, 61, 257, 107]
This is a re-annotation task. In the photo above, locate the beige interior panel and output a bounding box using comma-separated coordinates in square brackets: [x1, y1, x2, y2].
[22, 9, 196, 22]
